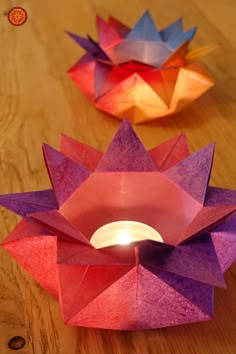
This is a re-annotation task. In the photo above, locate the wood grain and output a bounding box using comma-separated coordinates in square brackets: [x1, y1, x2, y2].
[0, 0, 235, 353]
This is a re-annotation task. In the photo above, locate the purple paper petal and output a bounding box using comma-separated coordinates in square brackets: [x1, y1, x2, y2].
[139, 234, 225, 287]
[205, 186, 236, 206]
[66, 31, 110, 61]
[96, 120, 157, 172]
[211, 231, 236, 271]
[0, 189, 58, 217]
[147, 267, 213, 317]
[43, 145, 90, 206]
[164, 144, 215, 204]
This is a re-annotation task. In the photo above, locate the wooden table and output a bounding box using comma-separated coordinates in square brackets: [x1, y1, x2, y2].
[0, 0, 235, 353]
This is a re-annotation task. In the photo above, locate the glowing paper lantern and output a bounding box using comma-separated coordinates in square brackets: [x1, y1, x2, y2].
[67, 11, 214, 123]
[1, 121, 236, 330]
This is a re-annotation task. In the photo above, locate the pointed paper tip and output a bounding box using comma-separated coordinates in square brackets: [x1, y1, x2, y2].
[185, 26, 197, 40]
[164, 143, 216, 204]
[118, 118, 134, 132]
[96, 15, 106, 25]
[143, 9, 152, 17]
[170, 17, 183, 28]
[65, 30, 79, 41]
[137, 10, 156, 27]
[196, 143, 215, 156]
[42, 143, 55, 157]
[177, 17, 183, 25]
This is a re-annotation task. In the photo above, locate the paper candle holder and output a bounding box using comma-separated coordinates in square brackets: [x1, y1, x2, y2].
[1, 120, 236, 330]
[67, 11, 214, 124]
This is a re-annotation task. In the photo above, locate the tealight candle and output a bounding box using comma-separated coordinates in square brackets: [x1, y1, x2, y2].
[90, 220, 163, 249]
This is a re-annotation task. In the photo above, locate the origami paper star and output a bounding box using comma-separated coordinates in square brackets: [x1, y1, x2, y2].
[67, 11, 214, 123]
[1, 121, 236, 330]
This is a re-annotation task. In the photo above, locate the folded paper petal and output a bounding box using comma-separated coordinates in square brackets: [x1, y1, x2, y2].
[139, 234, 225, 287]
[0, 189, 57, 217]
[149, 134, 190, 171]
[96, 120, 157, 171]
[43, 144, 90, 206]
[2, 219, 59, 299]
[164, 144, 215, 204]
[60, 134, 103, 170]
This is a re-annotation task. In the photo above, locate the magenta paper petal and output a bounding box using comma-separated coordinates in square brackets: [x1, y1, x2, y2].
[96, 16, 121, 48]
[210, 212, 236, 271]
[59, 264, 133, 323]
[139, 234, 225, 287]
[30, 210, 90, 245]
[205, 186, 236, 206]
[1, 218, 53, 243]
[152, 268, 213, 317]
[2, 219, 59, 299]
[108, 16, 130, 37]
[96, 120, 157, 172]
[66, 266, 212, 329]
[43, 144, 90, 206]
[149, 134, 190, 171]
[57, 239, 135, 265]
[60, 134, 103, 171]
[0, 189, 57, 217]
[211, 232, 236, 272]
[164, 144, 215, 204]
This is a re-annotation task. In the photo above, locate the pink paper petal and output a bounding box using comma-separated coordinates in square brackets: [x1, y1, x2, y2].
[2, 219, 59, 299]
[60, 134, 103, 171]
[149, 134, 190, 171]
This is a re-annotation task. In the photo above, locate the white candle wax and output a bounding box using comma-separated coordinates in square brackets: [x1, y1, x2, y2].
[90, 221, 163, 249]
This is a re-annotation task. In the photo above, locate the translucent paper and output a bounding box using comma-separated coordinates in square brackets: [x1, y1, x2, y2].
[67, 12, 214, 123]
[1, 121, 236, 330]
